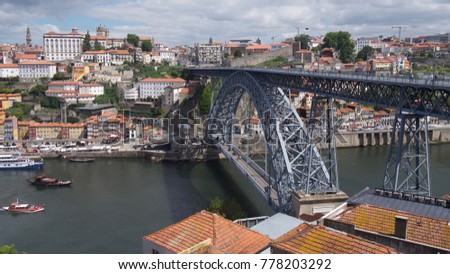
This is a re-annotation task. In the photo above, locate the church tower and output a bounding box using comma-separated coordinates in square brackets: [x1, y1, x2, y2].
[26, 26, 32, 46]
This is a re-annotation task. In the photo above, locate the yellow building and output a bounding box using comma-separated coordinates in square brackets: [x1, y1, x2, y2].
[18, 121, 33, 140]
[29, 123, 62, 140]
[0, 108, 5, 120]
[62, 123, 85, 139]
[0, 119, 4, 140]
[72, 66, 90, 81]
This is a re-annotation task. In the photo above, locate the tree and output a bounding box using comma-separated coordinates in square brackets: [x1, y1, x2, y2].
[199, 84, 212, 115]
[67, 117, 79, 123]
[356, 45, 375, 61]
[29, 84, 47, 96]
[295, 34, 310, 50]
[93, 94, 110, 104]
[233, 49, 243, 58]
[40, 96, 60, 109]
[93, 39, 103, 51]
[207, 197, 246, 220]
[322, 31, 355, 63]
[141, 40, 152, 52]
[126, 33, 140, 47]
[82, 32, 91, 52]
[0, 245, 17, 254]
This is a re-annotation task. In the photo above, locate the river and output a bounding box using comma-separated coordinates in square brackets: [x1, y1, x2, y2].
[0, 144, 448, 253]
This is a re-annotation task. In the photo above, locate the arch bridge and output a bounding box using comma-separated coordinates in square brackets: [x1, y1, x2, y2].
[189, 67, 450, 212]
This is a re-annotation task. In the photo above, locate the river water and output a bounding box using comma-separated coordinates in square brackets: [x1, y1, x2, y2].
[0, 144, 448, 254]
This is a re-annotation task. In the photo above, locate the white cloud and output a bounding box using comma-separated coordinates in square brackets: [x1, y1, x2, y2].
[0, 0, 449, 46]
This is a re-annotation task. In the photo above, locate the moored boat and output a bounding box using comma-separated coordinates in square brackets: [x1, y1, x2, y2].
[0, 154, 43, 169]
[68, 157, 95, 163]
[27, 175, 72, 187]
[1, 199, 45, 213]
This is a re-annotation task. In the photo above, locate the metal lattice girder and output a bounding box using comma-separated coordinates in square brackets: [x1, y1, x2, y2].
[383, 114, 431, 195]
[207, 71, 336, 212]
[309, 97, 340, 191]
[191, 68, 450, 120]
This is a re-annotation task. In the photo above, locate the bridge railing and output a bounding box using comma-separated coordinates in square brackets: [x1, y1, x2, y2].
[193, 67, 450, 88]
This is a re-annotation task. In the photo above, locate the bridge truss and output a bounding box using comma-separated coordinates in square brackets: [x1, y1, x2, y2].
[206, 71, 337, 211]
[192, 68, 450, 210]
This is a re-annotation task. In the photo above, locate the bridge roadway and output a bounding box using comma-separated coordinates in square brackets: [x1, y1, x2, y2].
[190, 67, 450, 120]
[217, 143, 279, 206]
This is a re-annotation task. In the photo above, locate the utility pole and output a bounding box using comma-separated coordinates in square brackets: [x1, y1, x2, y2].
[391, 26, 407, 42]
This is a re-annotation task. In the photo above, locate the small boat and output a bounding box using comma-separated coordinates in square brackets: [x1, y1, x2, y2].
[68, 157, 95, 163]
[27, 175, 72, 187]
[2, 199, 45, 213]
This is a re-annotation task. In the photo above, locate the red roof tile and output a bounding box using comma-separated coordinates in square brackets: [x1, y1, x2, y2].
[273, 223, 398, 254]
[333, 204, 450, 250]
[144, 211, 271, 254]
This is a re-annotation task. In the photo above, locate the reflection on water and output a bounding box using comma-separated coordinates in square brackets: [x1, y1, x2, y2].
[0, 144, 448, 253]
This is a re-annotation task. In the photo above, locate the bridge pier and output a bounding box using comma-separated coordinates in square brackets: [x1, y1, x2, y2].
[383, 114, 431, 195]
[290, 191, 349, 218]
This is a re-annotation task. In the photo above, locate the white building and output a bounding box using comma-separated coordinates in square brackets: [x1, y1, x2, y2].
[48, 81, 78, 91]
[164, 85, 184, 106]
[110, 50, 132, 65]
[19, 61, 57, 79]
[81, 51, 111, 66]
[159, 50, 177, 63]
[139, 78, 186, 100]
[43, 28, 83, 61]
[356, 36, 379, 53]
[123, 87, 139, 101]
[0, 64, 19, 78]
[79, 83, 104, 96]
[195, 42, 224, 66]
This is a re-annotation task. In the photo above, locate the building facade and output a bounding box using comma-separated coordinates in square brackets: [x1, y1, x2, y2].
[0, 64, 19, 78]
[43, 28, 83, 61]
[139, 78, 186, 99]
[19, 61, 57, 79]
[195, 42, 224, 67]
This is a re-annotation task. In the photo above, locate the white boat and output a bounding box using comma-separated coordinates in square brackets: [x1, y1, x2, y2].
[0, 154, 43, 170]
[1, 198, 45, 213]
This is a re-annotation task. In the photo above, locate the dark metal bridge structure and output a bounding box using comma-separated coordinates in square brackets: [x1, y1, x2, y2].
[189, 67, 450, 212]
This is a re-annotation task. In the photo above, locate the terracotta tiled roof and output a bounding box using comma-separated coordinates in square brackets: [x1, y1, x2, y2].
[334, 204, 450, 250]
[141, 77, 186, 83]
[0, 64, 19, 68]
[144, 210, 271, 254]
[19, 60, 56, 66]
[49, 81, 78, 85]
[273, 223, 398, 254]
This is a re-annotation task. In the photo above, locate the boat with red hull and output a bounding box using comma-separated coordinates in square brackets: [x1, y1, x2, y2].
[2, 199, 45, 213]
[27, 175, 72, 187]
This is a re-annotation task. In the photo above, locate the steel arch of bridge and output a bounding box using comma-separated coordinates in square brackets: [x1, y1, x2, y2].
[207, 71, 337, 211]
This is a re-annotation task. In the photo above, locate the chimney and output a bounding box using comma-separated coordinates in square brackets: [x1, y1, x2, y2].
[394, 216, 408, 239]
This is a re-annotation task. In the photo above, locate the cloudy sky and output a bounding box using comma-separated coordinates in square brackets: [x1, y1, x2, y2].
[1, 0, 449, 46]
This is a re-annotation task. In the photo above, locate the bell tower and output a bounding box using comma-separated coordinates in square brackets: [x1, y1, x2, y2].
[26, 26, 32, 46]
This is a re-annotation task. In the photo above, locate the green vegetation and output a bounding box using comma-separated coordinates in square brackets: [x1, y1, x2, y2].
[82, 32, 92, 52]
[93, 39, 104, 51]
[356, 46, 375, 61]
[198, 83, 212, 115]
[141, 40, 153, 52]
[126, 33, 140, 47]
[322, 31, 355, 63]
[0, 245, 18, 254]
[234, 49, 243, 58]
[40, 96, 60, 109]
[28, 84, 47, 97]
[94, 84, 120, 105]
[207, 197, 247, 220]
[67, 116, 80, 123]
[132, 63, 186, 80]
[260, 56, 288, 68]
[295, 34, 310, 50]
[52, 72, 70, 81]
[6, 102, 34, 120]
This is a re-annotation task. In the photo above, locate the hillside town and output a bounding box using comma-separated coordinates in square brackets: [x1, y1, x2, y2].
[1, 25, 449, 147]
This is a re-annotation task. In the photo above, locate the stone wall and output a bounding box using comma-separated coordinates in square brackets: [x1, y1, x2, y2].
[226, 46, 293, 67]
